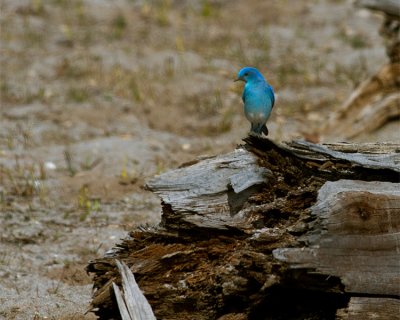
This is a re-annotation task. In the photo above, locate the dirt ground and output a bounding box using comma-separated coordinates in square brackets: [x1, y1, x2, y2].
[0, 0, 397, 319]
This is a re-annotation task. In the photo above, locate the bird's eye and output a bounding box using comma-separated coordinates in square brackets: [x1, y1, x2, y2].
[244, 73, 249, 76]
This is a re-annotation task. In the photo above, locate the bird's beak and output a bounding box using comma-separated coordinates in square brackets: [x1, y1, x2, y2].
[234, 78, 240, 82]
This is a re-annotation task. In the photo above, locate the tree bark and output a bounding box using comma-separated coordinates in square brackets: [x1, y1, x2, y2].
[87, 135, 400, 320]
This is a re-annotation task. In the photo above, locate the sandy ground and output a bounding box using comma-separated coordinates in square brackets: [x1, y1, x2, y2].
[0, 0, 396, 319]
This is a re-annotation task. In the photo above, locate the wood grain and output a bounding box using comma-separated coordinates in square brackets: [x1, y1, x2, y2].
[87, 136, 400, 319]
[336, 297, 400, 320]
[146, 148, 272, 231]
[273, 179, 400, 296]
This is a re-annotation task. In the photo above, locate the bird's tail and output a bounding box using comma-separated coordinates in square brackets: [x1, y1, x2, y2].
[251, 124, 269, 136]
[261, 124, 269, 136]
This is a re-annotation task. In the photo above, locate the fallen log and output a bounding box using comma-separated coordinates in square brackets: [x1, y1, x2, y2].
[87, 135, 399, 320]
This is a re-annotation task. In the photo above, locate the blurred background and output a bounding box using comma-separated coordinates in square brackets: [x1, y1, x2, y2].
[0, 0, 397, 318]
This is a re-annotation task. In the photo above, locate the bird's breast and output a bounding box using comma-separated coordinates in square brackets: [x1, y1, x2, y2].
[245, 111, 269, 123]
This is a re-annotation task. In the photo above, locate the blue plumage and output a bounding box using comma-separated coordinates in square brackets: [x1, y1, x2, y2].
[235, 67, 275, 135]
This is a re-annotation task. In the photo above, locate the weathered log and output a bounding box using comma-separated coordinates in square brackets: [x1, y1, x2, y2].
[336, 297, 400, 320]
[112, 260, 156, 320]
[147, 148, 272, 231]
[87, 136, 400, 320]
[273, 179, 400, 296]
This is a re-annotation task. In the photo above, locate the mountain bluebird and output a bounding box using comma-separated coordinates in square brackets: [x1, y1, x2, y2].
[235, 67, 275, 135]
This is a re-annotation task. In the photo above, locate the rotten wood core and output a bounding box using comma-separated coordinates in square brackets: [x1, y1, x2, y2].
[87, 136, 400, 320]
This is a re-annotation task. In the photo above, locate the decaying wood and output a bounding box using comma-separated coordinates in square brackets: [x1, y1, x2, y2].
[112, 260, 156, 320]
[336, 297, 400, 320]
[280, 140, 400, 172]
[147, 148, 272, 231]
[87, 136, 400, 320]
[273, 179, 400, 296]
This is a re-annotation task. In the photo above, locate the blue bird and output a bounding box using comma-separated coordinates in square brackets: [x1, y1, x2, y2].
[235, 67, 275, 135]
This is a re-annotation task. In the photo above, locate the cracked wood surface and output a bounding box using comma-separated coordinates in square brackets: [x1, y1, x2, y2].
[146, 148, 272, 231]
[87, 136, 400, 320]
[336, 297, 400, 320]
[273, 179, 400, 296]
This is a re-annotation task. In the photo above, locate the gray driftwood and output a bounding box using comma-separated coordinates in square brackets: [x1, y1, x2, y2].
[147, 149, 272, 231]
[336, 297, 400, 320]
[273, 179, 400, 296]
[112, 260, 156, 320]
[87, 136, 399, 320]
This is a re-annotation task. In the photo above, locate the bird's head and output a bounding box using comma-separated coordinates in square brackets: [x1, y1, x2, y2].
[234, 67, 265, 83]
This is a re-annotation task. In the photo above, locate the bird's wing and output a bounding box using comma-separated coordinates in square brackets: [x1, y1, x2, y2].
[242, 89, 246, 103]
[266, 85, 275, 109]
